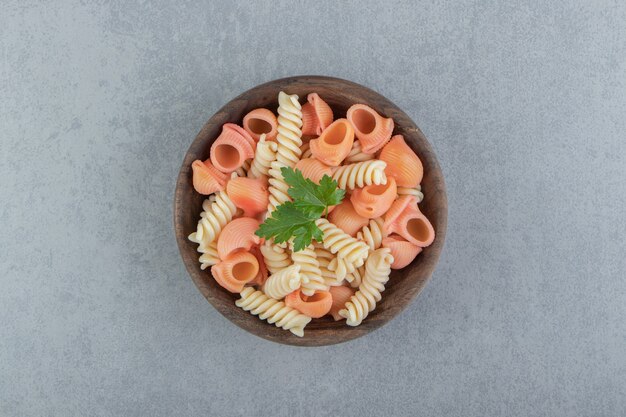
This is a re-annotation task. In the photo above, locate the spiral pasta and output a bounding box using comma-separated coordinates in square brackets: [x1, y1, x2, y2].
[314, 244, 344, 287]
[344, 140, 375, 164]
[260, 240, 292, 274]
[192, 240, 219, 270]
[236, 287, 312, 337]
[234, 159, 251, 178]
[267, 92, 303, 213]
[339, 248, 394, 326]
[248, 134, 278, 179]
[345, 264, 364, 288]
[356, 217, 386, 251]
[188, 190, 238, 253]
[331, 160, 387, 190]
[290, 242, 327, 296]
[397, 185, 424, 203]
[315, 218, 369, 280]
[263, 264, 302, 299]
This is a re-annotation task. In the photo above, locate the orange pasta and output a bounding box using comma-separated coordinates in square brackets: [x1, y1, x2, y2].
[350, 177, 397, 219]
[309, 119, 355, 166]
[382, 234, 422, 269]
[210, 123, 256, 173]
[384, 196, 435, 247]
[328, 285, 355, 321]
[285, 289, 332, 318]
[300, 93, 333, 136]
[217, 217, 262, 259]
[346, 104, 394, 154]
[294, 158, 333, 183]
[243, 108, 278, 142]
[379, 134, 423, 187]
[191, 159, 228, 195]
[328, 199, 370, 237]
[211, 250, 259, 293]
[249, 246, 268, 286]
[226, 176, 269, 217]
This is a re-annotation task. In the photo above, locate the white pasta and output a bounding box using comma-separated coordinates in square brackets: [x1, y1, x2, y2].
[331, 160, 387, 190]
[267, 92, 303, 213]
[197, 241, 219, 270]
[344, 140, 375, 164]
[316, 218, 369, 280]
[314, 244, 343, 287]
[339, 248, 394, 326]
[290, 242, 327, 296]
[300, 141, 313, 159]
[263, 264, 302, 299]
[356, 217, 386, 251]
[234, 159, 251, 178]
[236, 287, 312, 337]
[260, 240, 292, 274]
[397, 185, 424, 203]
[248, 134, 278, 179]
[345, 264, 364, 288]
[188, 190, 238, 257]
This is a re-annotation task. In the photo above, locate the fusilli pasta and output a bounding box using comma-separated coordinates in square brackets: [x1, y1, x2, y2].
[247, 134, 277, 179]
[331, 160, 387, 190]
[356, 217, 386, 251]
[188, 190, 238, 253]
[260, 240, 292, 274]
[263, 264, 302, 299]
[315, 218, 369, 280]
[344, 140, 375, 164]
[397, 185, 424, 203]
[290, 242, 327, 296]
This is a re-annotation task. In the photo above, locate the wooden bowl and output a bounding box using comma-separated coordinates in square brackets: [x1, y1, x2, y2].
[174, 76, 447, 346]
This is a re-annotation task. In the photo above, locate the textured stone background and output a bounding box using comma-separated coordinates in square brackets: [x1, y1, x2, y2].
[1, 1, 625, 416]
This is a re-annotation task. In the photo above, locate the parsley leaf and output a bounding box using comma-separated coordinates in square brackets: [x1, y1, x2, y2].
[256, 167, 345, 251]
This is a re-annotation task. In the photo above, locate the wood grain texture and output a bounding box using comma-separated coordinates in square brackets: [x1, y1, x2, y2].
[173, 76, 448, 346]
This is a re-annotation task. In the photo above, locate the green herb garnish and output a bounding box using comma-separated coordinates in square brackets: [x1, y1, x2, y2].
[256, 167, 344, 251]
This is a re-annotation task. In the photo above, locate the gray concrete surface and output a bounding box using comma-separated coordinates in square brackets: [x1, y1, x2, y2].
[1, 1, 625, 416]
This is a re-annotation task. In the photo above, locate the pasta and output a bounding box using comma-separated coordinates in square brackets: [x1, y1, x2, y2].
[210, 123, 256, 173]
[331, 160, 387, 190]
[397, 184, 424, 202]
[327, 199, 369, 237]
[346, 104, 394, 154]
[212, 251, 259, 293]
[315, 218, 369, 280]
[379, 135, 423, 187]
[243, 108, 278, 142]
[216, 217, 261, 259]
[314, 244, 344, 287]
[382, 234, 422, 269]
[300, 93, 333, 136]
[260, 240, 292, 274]
[356, 217, 386, 251]
[186, 89, 437, 334]
[344, 140, 375, 164]
[339, 247, 394, 326]
[226, 177, 269, 217]
[308, 119, 354, 166]
[188, 190, 238, 251]
[267, 92, 303, 213]
[236, 287, 312, 337]
[263, 264, 302, 299]
[191, 159, 228, 195]
[328, 285, 355, 321]
[350, 177, 397, 219]
[384, 196, 435, 247]
[290, 242, 327, 296]
[247, 134, 278, 179]
[285, 289, 333, 318]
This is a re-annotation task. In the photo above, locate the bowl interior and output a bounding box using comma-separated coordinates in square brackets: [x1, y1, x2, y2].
[174, 76, 447, 346]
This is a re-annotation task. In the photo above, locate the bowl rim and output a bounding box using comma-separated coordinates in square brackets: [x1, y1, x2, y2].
[174, 75, 448, 346]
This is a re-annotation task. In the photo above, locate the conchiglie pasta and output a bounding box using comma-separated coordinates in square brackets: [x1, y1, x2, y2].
[243, 108, 278, 142]
[382, 234, 422, 269]
[212, 250, 259, 293]
[328, 285, 355, 321]
[384, 196, 435, 247]
[379, 134, 423, 187]
[308, 119, 354, 166]
[191, 159, 228, 195]
[216, 217, 261, 259]
[285, 289, 333, 319]
[301, 93, 333, 136]
[346, 104, 394, 154]
[294, 158, 333, 184]
[226, 177, 269, 217]
[210, 123, 256, 173]
[350, 177, 397, 219]
[327, 199, 369, 237]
